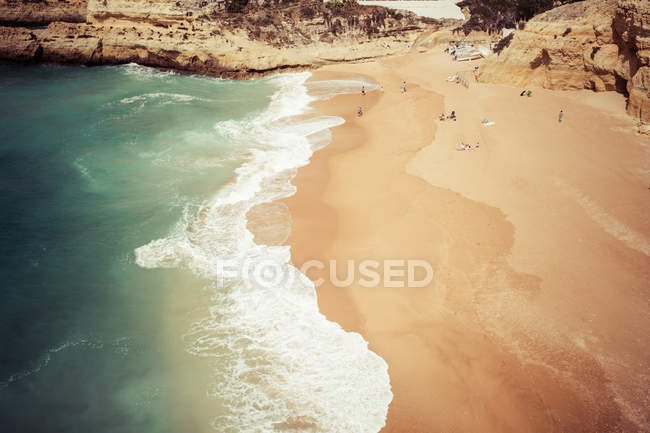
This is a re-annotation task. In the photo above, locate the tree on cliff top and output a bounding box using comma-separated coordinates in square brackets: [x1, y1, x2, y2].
[457, 0, 581, 33]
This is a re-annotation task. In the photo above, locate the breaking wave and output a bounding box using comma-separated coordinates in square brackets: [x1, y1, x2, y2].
[134, 72, 392, 432]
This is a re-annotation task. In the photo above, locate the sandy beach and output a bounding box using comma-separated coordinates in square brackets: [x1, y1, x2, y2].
[283, 51, 650, 432]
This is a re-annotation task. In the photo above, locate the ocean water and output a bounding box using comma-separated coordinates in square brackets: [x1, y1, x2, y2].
[0, 64, 390, 433]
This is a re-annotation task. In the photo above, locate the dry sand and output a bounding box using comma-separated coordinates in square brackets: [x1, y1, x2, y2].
[281, 51, 650, 432]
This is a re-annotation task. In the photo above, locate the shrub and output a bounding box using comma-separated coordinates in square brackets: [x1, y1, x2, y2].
[328, 0, 358, 9]
[226, 0, 249, 13]
[301, 5, 317, 19]
[493, 32, 514, 54]
[456, 0, 581, 33]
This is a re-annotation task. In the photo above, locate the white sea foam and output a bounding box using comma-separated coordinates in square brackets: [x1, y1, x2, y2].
[118, 63, 177, 81]
[73, 157, 92, 181]
[134, 72, 393, 432]
[307, 78, 379, 100]
[120, 92, 207, 106]
[0, 337, 104, 389]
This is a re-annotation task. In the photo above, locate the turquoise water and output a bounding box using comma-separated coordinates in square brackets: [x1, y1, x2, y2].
[0, 63, 273, 432]
[0, 63, 392, 433]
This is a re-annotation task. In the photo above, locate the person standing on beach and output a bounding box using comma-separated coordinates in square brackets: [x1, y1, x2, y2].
[361, 85, 366, 96]
[402, 81, 407, 94]
[558, 110, 564, 123]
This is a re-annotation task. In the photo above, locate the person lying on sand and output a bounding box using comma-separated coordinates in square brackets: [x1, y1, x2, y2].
[520, 90, 526, 96]
[526, 90, 533, 97]
[439, 113, 446, 121]
[558, 110, 564, 122]
[402, 81, 407, 93]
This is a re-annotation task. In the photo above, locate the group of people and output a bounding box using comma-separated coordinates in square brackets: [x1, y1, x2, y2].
[356, 81, 486, 151]
[356, 81, 407, 117]
[439, 110, 457, 121]
[458, 141, 480, 151]
[358, 85, 367, 117]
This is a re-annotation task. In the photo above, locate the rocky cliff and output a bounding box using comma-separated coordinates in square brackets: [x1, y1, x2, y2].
[617, 0, 650, 125]
[0, 0, 88, 26]
[477, 0, 650, 125]
[0, 0, 437, 77]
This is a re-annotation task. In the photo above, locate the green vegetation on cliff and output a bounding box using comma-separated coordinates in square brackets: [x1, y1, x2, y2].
[458, 0, 581, 33]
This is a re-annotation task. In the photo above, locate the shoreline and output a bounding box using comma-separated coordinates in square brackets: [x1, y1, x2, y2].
[283, 51, 650, 432]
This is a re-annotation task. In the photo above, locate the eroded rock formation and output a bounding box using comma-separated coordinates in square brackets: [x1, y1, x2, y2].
[477, 0, 650, 125]
[617, 0, 650, 125]
[0, 0, 437, 77]
[0, 0, 88, 26]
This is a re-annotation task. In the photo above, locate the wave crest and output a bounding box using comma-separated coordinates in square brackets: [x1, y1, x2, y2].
[135, 72, 392, 433]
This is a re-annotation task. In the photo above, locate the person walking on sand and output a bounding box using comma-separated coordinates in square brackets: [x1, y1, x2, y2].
[558, 109, 564, 123]
[357, 106, 363, 117]
[361, 85, 366, 96]
[402, 81, 407, 94]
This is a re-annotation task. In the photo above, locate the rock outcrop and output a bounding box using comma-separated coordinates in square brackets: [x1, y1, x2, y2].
[0, 0, 438, 78]
[477, 0, 650, 125]
[617, 0, 650, 124]
[0, 0, 88, 26]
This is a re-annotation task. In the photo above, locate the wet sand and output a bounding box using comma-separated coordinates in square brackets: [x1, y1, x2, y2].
[283, 50, 650, 432]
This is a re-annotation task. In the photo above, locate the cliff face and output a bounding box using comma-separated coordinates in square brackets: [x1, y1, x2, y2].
[477, 0, 650, 124]
[0, 0, 436, 77]
[617, 0, 650, 124]
[477, 1, 622, 90]
[0, 0, 87, 26]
